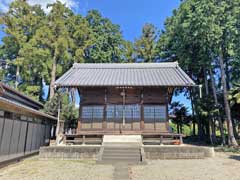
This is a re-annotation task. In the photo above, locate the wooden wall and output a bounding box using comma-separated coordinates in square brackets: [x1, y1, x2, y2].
[0, 109, 52, 163]
[78, 87, 169, 133]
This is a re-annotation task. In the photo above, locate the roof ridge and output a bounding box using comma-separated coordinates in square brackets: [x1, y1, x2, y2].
[72, 62, 179, 69]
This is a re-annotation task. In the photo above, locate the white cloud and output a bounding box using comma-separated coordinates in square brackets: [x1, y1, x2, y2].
[28, 0, 78, 13]
[0, 0, 78, 13]
[0, 0, 12, 12]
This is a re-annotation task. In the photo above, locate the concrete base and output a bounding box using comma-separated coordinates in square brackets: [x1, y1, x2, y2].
[144, 145, 215, 159]
[39, 145, 101, 160]
[103, 135, 142, 147]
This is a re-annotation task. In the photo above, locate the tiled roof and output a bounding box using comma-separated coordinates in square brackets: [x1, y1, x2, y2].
[0, 96, 57, 121]
[55, 62, 195, 87]
[0, 82, 43, 109]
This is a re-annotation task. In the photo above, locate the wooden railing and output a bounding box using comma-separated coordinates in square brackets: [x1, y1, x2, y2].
[64, 131, 184, 145]
[142, 133, 185, 145]
[65, 134, 103, 145]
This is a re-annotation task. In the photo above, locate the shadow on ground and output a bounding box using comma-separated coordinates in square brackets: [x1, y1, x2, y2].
[229, 155, 240, 161]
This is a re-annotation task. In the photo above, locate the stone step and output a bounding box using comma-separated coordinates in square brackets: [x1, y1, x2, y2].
[102, 153, 140, 158]
[104, 147, 140, 151]
[103, 150, 140, 156]
[103, 142, 141, 147]
[102, 157, 140, 163]
[102, 157, 140, 161]
[101, 135, 142, 164]
[103, 135, 142, 143]
[101, 160, 140, 165]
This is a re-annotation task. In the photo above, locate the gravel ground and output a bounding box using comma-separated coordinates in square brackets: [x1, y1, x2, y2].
[0, 157, 114, 180]
[130, 152, 240, 180]
[0, 152, 240, 180]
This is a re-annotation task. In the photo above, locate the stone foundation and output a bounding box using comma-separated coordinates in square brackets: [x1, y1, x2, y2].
[39, 146, 101, 160]
[144, 145, 215, 159]
[39, 145, 215, 161]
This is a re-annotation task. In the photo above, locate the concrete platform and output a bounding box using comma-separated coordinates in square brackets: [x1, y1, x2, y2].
[39, 143, 215, 161]
[39, 145, 101, 160]
[103, 135, 142, 143]
[143, 145, 215, 159]
[103, 135, 142, 147]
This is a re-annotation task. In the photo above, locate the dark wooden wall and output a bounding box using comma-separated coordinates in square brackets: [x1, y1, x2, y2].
[78, 87, 169, 133]
[0, 109, 52, 163]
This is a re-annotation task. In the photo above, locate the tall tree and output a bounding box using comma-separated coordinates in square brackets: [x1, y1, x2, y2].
[135, 23, 158, 62]
[47, 2, 74, 99]
[123, 41, 136, 62]
[85, 10, 125, 63]
[68, 14, 93, 64]
[24, 2, 74, 99]
[158, 0, 240, 146]
[0, 0, 44, 88]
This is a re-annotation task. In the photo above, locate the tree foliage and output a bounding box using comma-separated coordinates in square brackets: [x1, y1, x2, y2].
[158, 0, 240, 146]
[0, 1, 127, 100]
[1, 0, 240, 144]
[134, 23, 158, 62]
[44, 91, 78, 129]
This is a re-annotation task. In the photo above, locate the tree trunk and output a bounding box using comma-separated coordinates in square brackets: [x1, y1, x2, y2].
[225, 56, 231, 90]
[204, 68, 209, 96]
[232, 118, 239, 139]
[70, 88, 76, 105]
[204, 68, 212, 143]
[219, 51, 238, 146]
[211, 118, 217, 144]
[15, 65, 20, 88]
[209, 68, 225, 145]
[177, 122, 180, 134]
[190, 90, 196, 136]
[49, 51, 57, 99]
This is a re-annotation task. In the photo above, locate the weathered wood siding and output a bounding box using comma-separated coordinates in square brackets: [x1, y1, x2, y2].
[78, 87, 169, 133]
[143, 88, 166, 104]
[0, 109, 52, 163]
[81, 88, 105, 105]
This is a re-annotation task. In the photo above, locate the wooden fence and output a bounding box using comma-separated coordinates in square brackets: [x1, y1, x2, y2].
[0, 110, 52, 163]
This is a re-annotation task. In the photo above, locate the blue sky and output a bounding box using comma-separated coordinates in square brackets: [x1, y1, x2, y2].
[0, 0, 191, 113]
[75, 0, 181, 41]
[0, 0, 181, 42]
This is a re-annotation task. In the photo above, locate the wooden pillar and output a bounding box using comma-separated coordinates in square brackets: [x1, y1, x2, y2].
[179, 135, 183, 145]
[160, 135, 163, 145]
[103, 88, 107, 130]
[82, 135, 85, 145]
[140, 89, 144, 131]
[165, 88, 169, 132]
[77, 88, 82, 134]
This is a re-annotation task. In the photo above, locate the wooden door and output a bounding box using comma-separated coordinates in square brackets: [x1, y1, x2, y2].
[106, 105, 121, 131]
[81, 106, 103, 129]
[106, 104, 141, 132]
[143, 105, 167, 132]
[143, 106, 155, 130]
[124, 104, 141, 131]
